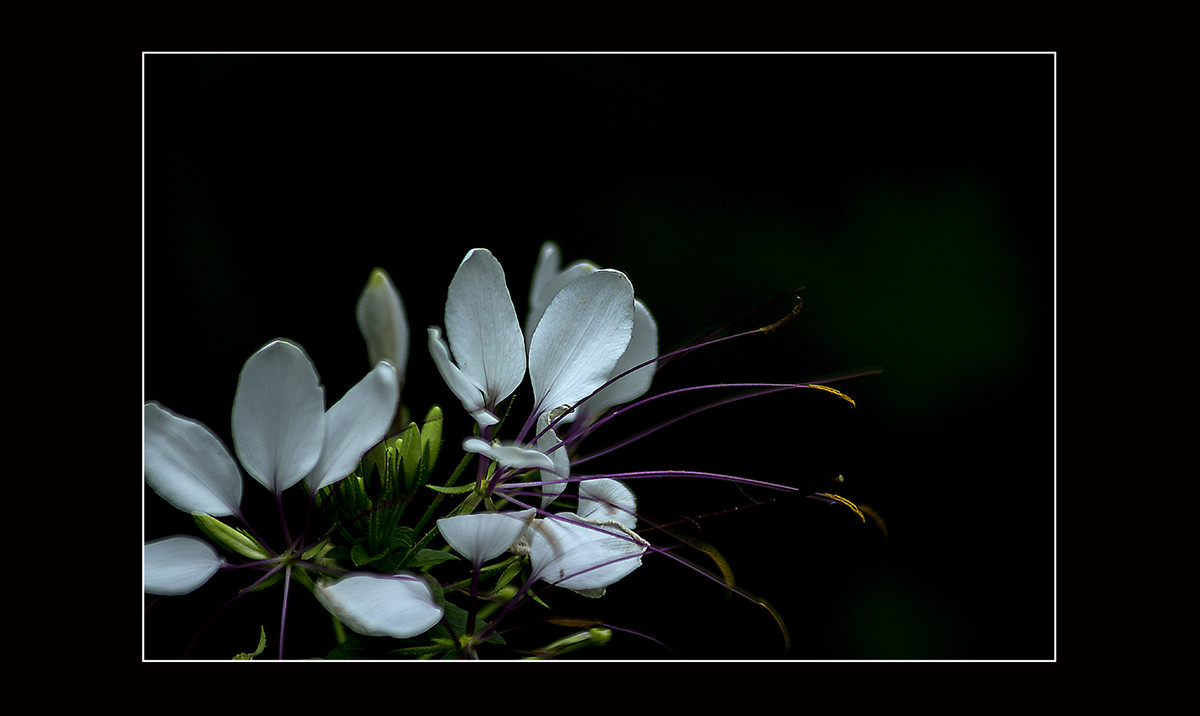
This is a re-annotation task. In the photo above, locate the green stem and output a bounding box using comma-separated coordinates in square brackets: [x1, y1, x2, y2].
[394, 451, 475, 571]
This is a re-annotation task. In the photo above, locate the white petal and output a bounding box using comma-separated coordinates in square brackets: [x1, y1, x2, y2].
[462, 437, 554, 471]
[315, 573, 444, 639]
[526, 241, 599, 348]
[578, 299, 658, 421]
[144, 402, 243, 516]
[535, 412, 570, 507]
[231, 340, 327, 494]
[528, 241, 563, 313]
[444, 249, 526, 407]
[304, 361, 400, 492]
[577, 478, 638, 530]
[437, 510, 536, 565]
[528, 269, 635, 416]
[144, 535, 225, 595]
[529, 514, 647, 592]
[356, 268, 410, 385]
[427, 327, 498, 427]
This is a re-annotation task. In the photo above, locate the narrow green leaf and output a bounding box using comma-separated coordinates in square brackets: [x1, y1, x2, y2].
[406, 548, 460, 567]
[426, 483, 475, 495]
[232, 626, 267, 660]
[302, 539, 331, 561]
[494, 558, 525, 592]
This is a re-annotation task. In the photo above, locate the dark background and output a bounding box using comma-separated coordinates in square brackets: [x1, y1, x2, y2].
[143, 52, 1054, 660]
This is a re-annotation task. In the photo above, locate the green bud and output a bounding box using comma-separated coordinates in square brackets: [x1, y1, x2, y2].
[193, 513, 270, 560]
[523, 628, 613, 659]
[421, 405, 443, 472]
[400, 422, 423, 491]
[588, 627, 612, 646]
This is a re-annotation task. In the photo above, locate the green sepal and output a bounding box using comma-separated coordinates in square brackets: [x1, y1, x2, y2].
[529, 590, 551, 610]
[302, 539, 332, 561]
[193, 513, 270, 560]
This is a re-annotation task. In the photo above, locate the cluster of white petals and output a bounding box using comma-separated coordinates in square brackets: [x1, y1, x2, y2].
[144, 336, 443, 640]
[527, 242, 659, 426]
[429, 243, 659, 596]
[437, 476, 645, 598]
[146, 244, 664, 653]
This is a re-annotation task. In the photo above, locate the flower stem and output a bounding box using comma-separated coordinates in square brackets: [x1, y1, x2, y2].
[279, 563, 292, 659]
[393, 450, 474, 571]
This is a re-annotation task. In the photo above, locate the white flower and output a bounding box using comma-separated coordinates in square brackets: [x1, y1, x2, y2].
[426, 246, 649, 597]
[144, 339, 399, 589]
[429, 245, 639, 444]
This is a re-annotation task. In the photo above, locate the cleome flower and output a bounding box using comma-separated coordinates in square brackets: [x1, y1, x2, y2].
[426, 245, 657, 619]
[144, 335, 443, 651]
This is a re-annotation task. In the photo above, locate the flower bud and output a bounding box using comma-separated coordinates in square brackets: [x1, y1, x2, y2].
[192, 512, 270, 561]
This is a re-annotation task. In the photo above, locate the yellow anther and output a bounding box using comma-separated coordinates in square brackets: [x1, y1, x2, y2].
[757, 298, 803, 334]
[806, 383, 855, 407]
[813, 492, 866, 523]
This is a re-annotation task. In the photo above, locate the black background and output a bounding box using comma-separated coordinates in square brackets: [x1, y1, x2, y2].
[143, 52, 1053, 660]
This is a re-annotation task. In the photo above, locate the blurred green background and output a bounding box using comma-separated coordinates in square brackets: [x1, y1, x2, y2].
[143, 53, 1053, 660]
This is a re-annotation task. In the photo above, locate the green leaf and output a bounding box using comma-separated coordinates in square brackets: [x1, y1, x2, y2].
[493, 558, 525, 592]
[439, 601, 505, 645]
[232, 626, 267, 660]
[405, 548, 460, 568]
[324, 632, 373, 660]
[385, 640, 456, 658]
[350, 542, 373, 567]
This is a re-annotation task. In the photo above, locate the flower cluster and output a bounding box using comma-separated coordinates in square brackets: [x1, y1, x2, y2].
[144, 242, 862, 659]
